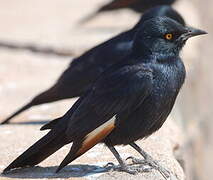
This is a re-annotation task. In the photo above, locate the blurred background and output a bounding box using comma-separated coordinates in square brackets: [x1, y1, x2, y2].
[0, 0, 212, 179]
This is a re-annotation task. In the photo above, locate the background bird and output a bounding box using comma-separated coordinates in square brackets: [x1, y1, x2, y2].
[3, 17, 206, 179]
[80, 0, 177, 23]
[1, 6, 185, 124]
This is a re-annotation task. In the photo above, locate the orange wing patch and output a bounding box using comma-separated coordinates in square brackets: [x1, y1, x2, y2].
[77, 117, 116, 156]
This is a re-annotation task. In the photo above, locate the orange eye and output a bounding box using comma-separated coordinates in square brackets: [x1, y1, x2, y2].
[165, 33, 173, 40]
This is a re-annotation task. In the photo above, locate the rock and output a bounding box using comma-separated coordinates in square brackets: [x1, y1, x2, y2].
[0, 119, 185, 180]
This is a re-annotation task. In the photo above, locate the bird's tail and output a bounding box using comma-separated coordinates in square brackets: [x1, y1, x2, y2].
[3, 129, 66, 173]
[1, 86, 59, 124]
[78, 0, 120, 24]
[1, 102, 33, 124]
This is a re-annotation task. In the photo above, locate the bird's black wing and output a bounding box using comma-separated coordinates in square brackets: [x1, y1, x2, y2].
[55, 63, 153, 172]
[67, 63, 153, 135]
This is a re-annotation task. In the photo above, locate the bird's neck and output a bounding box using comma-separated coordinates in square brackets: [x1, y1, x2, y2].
[131, 42, 152, 60]
[152, 52, 180, 63]
[132, 40, 180, 63]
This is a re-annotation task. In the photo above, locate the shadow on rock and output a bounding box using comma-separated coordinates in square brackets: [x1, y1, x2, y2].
[10, 120, 50, 125]
[1, 164, 110, 179]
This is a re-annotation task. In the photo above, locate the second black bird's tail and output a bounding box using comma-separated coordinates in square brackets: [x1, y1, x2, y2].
[1, 86, 60, 124]
[3, 128, 67, 173]
[1, 102, 33, 124]
[79, 0, 126, 24]
[79, 0, 144, 24]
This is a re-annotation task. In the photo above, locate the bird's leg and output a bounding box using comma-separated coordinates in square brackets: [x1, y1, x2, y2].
[128, 142, 171, 179]
[107, 146, 149, 174]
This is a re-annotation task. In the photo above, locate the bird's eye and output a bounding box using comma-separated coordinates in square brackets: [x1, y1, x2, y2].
[164, 33, 173, 40]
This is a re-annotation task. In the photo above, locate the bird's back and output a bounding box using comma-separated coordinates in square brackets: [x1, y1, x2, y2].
[55, 30, 135, 98]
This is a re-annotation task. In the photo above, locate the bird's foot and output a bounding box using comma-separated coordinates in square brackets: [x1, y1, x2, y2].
[127, 156, 146, 164]
[104, 162, 115, 169]
[126, 156, 171, 180]
[104, 162, 151, 174]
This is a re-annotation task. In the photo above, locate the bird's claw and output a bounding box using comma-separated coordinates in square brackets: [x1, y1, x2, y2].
[114, 164, 150, 174]
[104, 162, 115, 169]
[145, 159, 171, 180]
[126, 156, 147, 164]
[104, 161, 151, 174]
[126, 156, 171, 180]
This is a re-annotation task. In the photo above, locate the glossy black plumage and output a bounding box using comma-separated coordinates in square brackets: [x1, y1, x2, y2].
[80, 0, 177, 23]
[1, 6, 185, 124]
[3, 17, 206, 177]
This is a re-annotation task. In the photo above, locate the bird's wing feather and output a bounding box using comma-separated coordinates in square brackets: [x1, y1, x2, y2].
[69, 64, 153, 124]
[67, 63, 153, 143]
[56, 64, 153, 171]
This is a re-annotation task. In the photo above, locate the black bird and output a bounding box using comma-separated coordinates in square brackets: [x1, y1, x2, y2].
[3, 17, 206, 179]
[1, 6, 185, 125]
[80, 0, 177, 23]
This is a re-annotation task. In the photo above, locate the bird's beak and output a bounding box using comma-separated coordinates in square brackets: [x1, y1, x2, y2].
[176, 27, 207, 48]
[183, 27, 207, 40]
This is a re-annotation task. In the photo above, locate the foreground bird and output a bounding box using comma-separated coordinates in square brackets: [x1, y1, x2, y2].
[1, 6, 185, 124]
[80, 0, 177, 23]
[3, 17, 206, 179]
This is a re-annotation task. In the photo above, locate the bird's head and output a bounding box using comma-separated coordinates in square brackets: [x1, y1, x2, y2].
[133, 17, 207, 58]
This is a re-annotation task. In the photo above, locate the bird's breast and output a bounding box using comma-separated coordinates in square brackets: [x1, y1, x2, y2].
[105, 61, 186, 146]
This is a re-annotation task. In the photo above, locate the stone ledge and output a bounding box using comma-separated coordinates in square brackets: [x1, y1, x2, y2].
[0, 119, 185, 180]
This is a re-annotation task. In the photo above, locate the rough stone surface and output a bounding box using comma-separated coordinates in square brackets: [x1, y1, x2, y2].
[0, 120, 184, 180]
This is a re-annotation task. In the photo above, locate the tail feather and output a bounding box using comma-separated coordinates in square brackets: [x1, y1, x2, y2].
[1, 86, 59, 124]
[55, 142, 82, 173]
[78, 0, 136, 24]
[3, 129, 67, 173]
[1, 102, 33, 124]
[40, 117, 61, 131]
[56, 117, 116, 173]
